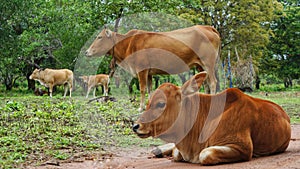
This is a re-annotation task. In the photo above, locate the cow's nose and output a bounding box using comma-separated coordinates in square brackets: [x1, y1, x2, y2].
[132, 124, 140, 132]
[85, 50, 89, 56]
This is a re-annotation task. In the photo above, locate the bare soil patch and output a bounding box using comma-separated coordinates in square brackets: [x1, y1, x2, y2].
[27, 125, 300, 169]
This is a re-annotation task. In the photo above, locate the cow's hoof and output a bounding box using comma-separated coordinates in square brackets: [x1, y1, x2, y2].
[151, 148, 163, 158]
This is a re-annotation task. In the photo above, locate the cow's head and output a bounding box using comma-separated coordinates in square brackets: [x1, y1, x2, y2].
[79, 76, 89, 84]
[85, 27, 114, 57]
[29, 68, 43, 80]
[132, 72, 207, 141]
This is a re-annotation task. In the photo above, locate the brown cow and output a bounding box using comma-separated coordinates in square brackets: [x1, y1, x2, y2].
[85, 25, 221, 111]
[29, 68, 73, 97]
[132, 72, 291, 165]
[79, 74, 110, 98]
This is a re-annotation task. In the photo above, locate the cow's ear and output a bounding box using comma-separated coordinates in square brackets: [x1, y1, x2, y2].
[105, 29, 112, 38]
[181, 71, 207, 95]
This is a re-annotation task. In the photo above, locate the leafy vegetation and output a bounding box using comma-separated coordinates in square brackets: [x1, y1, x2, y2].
[0, 96, 163, 168]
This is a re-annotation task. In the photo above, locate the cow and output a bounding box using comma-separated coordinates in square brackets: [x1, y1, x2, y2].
[132, 71, 291, 165]
[79, 74, 110, 98]
[29, 68, 73, 97]
[85, 25, 221, 111]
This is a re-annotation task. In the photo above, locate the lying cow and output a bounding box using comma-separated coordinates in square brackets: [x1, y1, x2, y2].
[133, 71, 291, 165]
[79, 74, 110, 98]
[29, 68, 73, 97]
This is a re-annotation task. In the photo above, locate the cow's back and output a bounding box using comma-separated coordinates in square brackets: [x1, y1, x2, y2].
[45, 69, 73, 85]
[96, 74, 109, 84]
[205, 89, 290, 158]
[163, 25, 220, 50]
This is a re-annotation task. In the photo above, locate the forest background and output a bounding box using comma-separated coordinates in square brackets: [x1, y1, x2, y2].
[1, 0, 299, 93]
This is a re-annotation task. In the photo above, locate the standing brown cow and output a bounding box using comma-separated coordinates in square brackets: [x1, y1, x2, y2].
[85, 25, 221, 111]
[79, 74, 110, 98]
[29, 68, 73, 97]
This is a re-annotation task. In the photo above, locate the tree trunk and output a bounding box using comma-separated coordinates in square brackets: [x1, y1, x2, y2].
[27, 72, 36, 91]
[154, 76, 160, 89]
[255, 76, 260, 90]
[5, 81, 13, 91]
[4, 74, 18, 91]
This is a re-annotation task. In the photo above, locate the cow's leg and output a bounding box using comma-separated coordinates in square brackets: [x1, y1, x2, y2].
[147, 74, 152, 96]
[69, 82, 72, 97]
[199, 145, 252, 165]
[86, 87, 91, 98]
[104, 84, 108, 96]
[151, 143, 175, 158]
[138, 70, 148, 112]
[63, 83, 68, 97]
[203, 81, 210, 93]
[173, 147, 184, 162]
[49, 84, 53, 97]
[206, 68, 217, 94]
[93, 87, 97, 98]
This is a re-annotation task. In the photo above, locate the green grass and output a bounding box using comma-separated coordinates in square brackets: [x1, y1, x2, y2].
[0, 88, 299, 168]
[0, 95, 163, 168]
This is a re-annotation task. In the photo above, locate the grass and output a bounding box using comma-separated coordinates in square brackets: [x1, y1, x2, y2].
[0, 95, 163, 168]
[0, 87, 299, 168]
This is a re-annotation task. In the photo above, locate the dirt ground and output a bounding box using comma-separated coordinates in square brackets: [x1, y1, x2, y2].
[28, 125, 300, 169]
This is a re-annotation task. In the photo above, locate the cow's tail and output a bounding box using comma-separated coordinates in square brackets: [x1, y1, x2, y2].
[215, 37, 221, 92]
[107, 75, 110, 85]
[71, 72, 76, 92]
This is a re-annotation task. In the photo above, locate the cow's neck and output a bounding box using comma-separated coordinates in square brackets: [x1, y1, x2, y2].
[109, 33, 132, 63]
[38, 70, 47, 81]
[158, 94, 210, 142]
[176, 94, 225, 157]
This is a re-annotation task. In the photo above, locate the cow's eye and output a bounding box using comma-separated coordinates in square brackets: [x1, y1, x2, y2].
[97, 36, 102, 39]
[156, 102, 166, 109]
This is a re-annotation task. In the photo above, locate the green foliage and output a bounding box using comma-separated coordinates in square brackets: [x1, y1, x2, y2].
[0, 96, 163, 168]
[260, 1, 300, 87]
[0, 0, 298, 89]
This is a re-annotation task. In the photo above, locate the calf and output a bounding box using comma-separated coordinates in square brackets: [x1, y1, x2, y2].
[133, 72, 291, 165]
[29, 68, 73, 97]
[79, 74, 110, 98]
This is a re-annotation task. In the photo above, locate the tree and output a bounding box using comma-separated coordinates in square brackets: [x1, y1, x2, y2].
[0, 1, 33, 90]
[1, 0, 294, 91]
[176, 0, 283, 89]
[261, 0, 300, 87]
[1, 0, 104, 90]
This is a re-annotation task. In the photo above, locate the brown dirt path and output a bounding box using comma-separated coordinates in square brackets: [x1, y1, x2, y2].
[28, 125, 300, 169]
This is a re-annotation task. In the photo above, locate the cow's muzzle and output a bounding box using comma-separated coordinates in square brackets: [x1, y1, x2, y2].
[85, 50, 90, 57]
[132, 123, 150, 138]
[132, 123, 140, 133]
